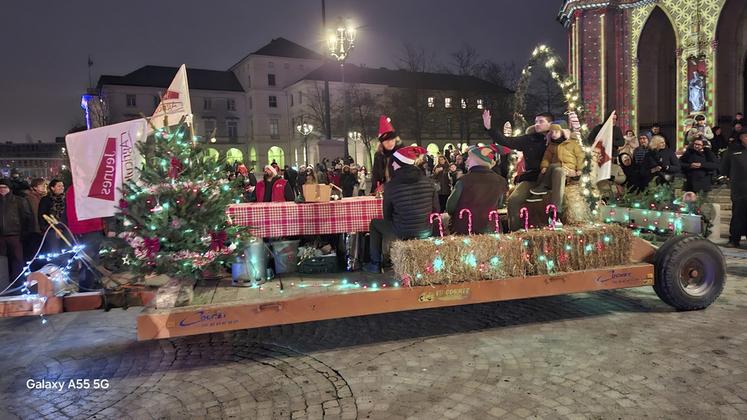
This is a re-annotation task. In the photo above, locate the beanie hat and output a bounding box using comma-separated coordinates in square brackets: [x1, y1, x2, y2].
[0, 178, 11, 188]
[467, 146, 496, 167]
[264, 165, 277, 176]
[549, 123, 563, 132]
[392, 146, 426, 166]
[378, 115, 397, 141]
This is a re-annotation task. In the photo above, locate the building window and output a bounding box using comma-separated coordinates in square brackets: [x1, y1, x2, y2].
[427, 97, 435, 108]
[461, 98, 467, 109]
[476, 99, 483, 109]
[290, 94, 294, 107]
[444, 97, 452, 108]
[203, 118, 216, 139]
[126, 94, 136, 107]
[269, 119, 279, 137]
[268, 61, 274, 68]
[204, 97, 212, 110]
[269, 95, 277, 108]
[226, 120, 238, 141]
[227, 98, 236, 111]
[268, 74, 276, 86]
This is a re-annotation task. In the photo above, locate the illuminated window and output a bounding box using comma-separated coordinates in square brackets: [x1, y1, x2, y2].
[476, 99, 483, 109]
[445, 97, 452, 108]
[427, 97, 435, 108]
[461, 98, 467, 109]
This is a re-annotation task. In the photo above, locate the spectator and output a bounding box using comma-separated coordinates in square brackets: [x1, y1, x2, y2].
[65, 186, 105, 290]
[649, 123, 672, 150]
[9, 170, 30, 196]
[0, 178, 33, 282]
[283, 165, 299, 196]
[22, 178, 46, 260]
[619, 129, 639, 156]
[371, 115, 402, 193]
[680, 138, 719, 194]
[685, 114, 714, 148]
[642, 135, 680, 187]
[454, 153, 466, 174]
[340, 165, 358, 198]
[587, 111, 625, 157]
[721, 130, 747, 248]
[618, 152, 639, 192]
[363, 146, 438, 273]
[431, 155, 452, 212]
[728, 122, 744, 148]
[633, 134, 650, 165]
[735, 112, 744, 125]
[38, 179, 68, 252]
[252, 165, 294, 202]
[357, 166, 368, 196]
[711, 126, 727, 157]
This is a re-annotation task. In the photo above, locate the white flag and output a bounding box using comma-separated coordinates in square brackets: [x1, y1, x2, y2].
[66, 119, 147, 220]
[150, 64, 192, 132]
[591, 111, 615, 182]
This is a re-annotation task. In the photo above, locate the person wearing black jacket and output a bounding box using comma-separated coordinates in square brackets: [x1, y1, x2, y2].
[711, 126, 727, 157]
[482, 109, 552, 231]
[721, 130, 747, 248]
[339, 165, 358, 198]
[431, 155, 452, 212]
[370, 114, 402, 193]
[363, 146, 438, 273]
[283, 165, 299, 196]
[641, 135, 681, 187]
[0, 178, 33, 282]
[680, 139, 719, 193]
[586, 111, 625, 157]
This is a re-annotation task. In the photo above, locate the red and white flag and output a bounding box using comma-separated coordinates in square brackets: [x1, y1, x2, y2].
[66, 119, 146, 220]
[150, 64, 192, 132]
[591, 111, 615, 182]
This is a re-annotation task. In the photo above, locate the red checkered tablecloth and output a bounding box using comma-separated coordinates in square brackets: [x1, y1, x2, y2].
[227, 197, 384, 238]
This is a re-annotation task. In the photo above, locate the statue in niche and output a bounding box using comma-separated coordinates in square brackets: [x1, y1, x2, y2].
[688, 71, 705, 112]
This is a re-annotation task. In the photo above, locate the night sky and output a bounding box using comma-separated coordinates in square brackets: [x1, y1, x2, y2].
[0, 0, 567, 142]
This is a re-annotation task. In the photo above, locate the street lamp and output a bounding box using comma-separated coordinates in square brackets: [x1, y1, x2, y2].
[296, 122, 314, 165]
[348, 131, 361, 163]
[328, 17, 356, 159]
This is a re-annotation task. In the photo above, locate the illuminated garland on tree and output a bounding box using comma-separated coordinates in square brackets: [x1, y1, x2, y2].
[508, 44, 600, 213]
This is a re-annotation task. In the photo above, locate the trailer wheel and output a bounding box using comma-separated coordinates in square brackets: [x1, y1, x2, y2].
[652, 235, 690, 305]
[654, 236, 725, 310]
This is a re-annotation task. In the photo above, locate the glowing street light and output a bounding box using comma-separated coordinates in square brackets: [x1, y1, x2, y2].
[328, 17, 356, 159]
[296, 122, 314, 165]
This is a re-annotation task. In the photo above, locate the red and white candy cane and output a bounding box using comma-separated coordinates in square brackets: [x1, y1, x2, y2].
[459, 208, 473, 235]
[429, 213, 444, 238]
[488, 210, 502, 234]
[503, 121, 513, 137]
[545, 204, 558, 230]
[519, 207, 530, 231]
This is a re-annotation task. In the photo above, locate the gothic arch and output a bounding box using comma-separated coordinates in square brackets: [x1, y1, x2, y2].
[715, 0, 747, 122]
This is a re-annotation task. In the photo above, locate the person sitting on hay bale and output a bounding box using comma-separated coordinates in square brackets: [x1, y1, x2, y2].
[482, 109, 552, 231]
[446, 145, 507, 235]
[526, 123, 585, 218]
[363, 146, 439, 273]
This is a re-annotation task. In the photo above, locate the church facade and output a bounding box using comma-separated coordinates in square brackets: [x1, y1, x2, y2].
[559, 0, 746, 144]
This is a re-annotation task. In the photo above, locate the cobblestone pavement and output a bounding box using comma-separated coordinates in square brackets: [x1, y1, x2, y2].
[1, 250, 747, 420]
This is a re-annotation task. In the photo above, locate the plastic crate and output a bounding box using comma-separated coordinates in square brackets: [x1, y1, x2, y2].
[297, 254, 339, 274]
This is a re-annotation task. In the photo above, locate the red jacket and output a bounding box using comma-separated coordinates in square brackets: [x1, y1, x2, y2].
[255, 178, 289, 202]
[65, 186, 104, 235]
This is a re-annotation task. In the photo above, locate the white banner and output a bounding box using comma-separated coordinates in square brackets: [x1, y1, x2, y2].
[591, 111, 616, 182]
[65, 119, 146, 220]
[150, 64, 192, 132]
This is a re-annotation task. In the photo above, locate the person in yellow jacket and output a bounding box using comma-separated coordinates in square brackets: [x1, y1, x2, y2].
[526, 123, 585, 213]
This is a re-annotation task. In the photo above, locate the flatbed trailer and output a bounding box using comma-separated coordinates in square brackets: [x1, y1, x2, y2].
[1, 236, 726, 342]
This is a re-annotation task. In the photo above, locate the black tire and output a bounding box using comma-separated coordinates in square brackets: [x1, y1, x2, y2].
[654, 236, 726, 310]
[652, 235, 690, 305]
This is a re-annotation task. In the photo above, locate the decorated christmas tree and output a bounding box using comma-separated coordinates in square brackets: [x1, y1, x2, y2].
[112, 121, 251, 281]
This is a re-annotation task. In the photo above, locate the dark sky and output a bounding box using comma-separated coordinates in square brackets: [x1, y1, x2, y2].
[0, 0, 567, 142]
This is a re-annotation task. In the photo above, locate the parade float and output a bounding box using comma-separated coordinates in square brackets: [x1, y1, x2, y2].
[0, 53, 726, 341]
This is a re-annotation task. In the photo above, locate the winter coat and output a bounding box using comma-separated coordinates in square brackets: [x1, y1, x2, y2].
[540, 131, 585, 173]
[371, 143, 402, 192]
[721, 143, 747, 200]
[641, 148, 681, 186]
[254, 177, 294, 202]
[711, 133, 728, 154]
[24, 190, 43, 234]
[679, 147, 719, 193]
[382, 165, 438, 239]
[340, 172, 358, 197]
[685, 126, 714, 144]
[445, 166, 507, 235]
[431, 164, 452, 196]
[486, 126, 547, 184]
[38, 193, 67, 229]
[357, 171, 368, 192]
[0, 193, 32, 236]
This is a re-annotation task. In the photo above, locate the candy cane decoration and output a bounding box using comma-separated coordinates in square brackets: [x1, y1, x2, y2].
[429, 213, 444, 238]
[488, 210, 501, 234]
[503, 121, 513, 137]
[519, 207, 529, 231]
[545, 204, 558, 230]
[458, 208, 473, 235]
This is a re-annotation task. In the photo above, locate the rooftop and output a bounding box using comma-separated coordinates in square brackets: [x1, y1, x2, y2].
[98, 65, 244, 92]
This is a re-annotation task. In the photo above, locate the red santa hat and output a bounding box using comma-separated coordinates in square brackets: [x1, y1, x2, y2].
[237, 164, 248, 176]
[392, 146, 427, 166]
[378, 115, 397, 141]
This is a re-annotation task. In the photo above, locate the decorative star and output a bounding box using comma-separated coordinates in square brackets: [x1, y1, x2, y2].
[122, 255, 133, 265]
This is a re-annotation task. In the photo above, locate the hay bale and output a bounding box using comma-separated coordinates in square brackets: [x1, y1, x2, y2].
[391, 234, 525, 286]
[391, 224, 632, 285]
[563, 183, 594, 225]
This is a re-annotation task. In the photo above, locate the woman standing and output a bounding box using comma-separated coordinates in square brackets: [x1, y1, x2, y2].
[38, 179, 68, 252]
[431, 155, 452, 212]
[357, 166, 368, 196]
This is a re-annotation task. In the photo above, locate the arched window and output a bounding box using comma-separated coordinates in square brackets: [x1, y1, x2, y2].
[205, 148, 219, 162]
[226, 148, 243, 164]
[426, 143, 440, 156]
[267, 146, 285, 167]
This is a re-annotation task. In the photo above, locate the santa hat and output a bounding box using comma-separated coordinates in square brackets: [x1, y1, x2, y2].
[392, 146, 426, 166]
[467, 146, 496, 167]
[378, 115, 397, 141]
[264, 165, 277, 176]
[237, 164, 248, 176]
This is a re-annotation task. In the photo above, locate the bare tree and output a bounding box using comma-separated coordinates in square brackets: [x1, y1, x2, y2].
[526, 70, 566, 118]
[481, 60, 520, 91]
[303, 81, 332, 138]
[347, 84, 382, 167]
[390, 42, 438, 145]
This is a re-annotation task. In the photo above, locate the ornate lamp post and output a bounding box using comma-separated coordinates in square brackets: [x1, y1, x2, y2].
[296, 122, 314, 165]
[348, 131, 361, 163]
[328, 18, 356, 159]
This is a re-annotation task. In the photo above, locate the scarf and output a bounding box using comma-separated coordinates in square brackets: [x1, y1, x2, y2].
[50, 192, 65, 218]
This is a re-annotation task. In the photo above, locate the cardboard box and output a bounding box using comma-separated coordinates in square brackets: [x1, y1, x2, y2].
[303, 183, 332, 202]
